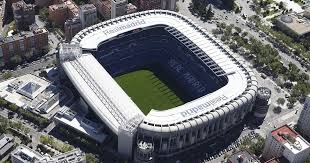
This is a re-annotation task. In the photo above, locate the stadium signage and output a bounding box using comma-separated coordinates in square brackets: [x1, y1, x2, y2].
[103, 19, 146, 35]
[180, 95, 228, 118]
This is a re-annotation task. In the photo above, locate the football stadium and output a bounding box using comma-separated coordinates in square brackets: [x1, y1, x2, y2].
[59, 10, 258, 162]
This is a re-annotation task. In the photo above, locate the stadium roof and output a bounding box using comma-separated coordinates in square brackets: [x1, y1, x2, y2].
[62, 10, 257, 134]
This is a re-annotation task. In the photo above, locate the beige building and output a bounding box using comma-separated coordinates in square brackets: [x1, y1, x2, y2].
[275, 13, 310, 38]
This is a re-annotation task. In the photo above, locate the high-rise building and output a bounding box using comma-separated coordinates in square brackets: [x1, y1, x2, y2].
[64, 18, 82, 41]
[134, 0, 176, 11]
[49, 3, 69, 27]
[262, 125, 310, 163]
[111, 0, 127, 18]
[12, 0, 35, 30]
[79, 4, 97, 28]
[298, 95, 310, 138]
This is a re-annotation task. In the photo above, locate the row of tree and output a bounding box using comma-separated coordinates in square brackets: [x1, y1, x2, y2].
[212, 23, 310, 105]
[0, 98, 50, 128]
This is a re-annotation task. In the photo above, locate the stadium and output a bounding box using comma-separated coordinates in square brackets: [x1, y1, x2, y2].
[59, 10, 258, 162]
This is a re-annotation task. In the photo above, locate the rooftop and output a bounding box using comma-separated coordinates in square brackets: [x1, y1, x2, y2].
[80, 3, 96, 11]
[271, 125, 298, 143]
[54, 101, 108, 143]
[277, 13, 310, 36]
[271, 125, 310, 153]
[49, 3, 68, 10]
[11, 145, 85, 162]
[0, 74, 62, 117]
[0, 134, 14, 156]
[0, 27, 47, 44]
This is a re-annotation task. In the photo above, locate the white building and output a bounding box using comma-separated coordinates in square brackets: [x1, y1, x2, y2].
[111, 0, 127, 18]
[79, 4, 97, 28]
[11, 145, 86, 163]
[262, 125, 310, 163]
[298, 95, 310, 138]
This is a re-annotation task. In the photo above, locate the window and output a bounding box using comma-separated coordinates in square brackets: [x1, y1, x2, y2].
[8, 43, 13, 52]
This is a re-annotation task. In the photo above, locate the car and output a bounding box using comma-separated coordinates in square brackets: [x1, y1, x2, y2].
[260, 73, 267, 79]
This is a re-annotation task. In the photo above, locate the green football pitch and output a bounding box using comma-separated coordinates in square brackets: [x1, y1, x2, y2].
[114, 70, 184, 115]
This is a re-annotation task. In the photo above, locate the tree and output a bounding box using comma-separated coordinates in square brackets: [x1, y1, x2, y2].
[39, 7, 49, 21]
[205, 6, 214, 20]
[234, 27, 242, 34]
[273, 105, 282, 113]
[8, 104, 18, 112]
[249, 136, 265, 156]
[279, 2, 285, 9]
[10, 55, 22, 65]
[2, 72, 12, 79]
[86, 153, 99, 163]
[305, 154, 310, 163]
[241, 31, 248, 37]
[277, 97, 285, 105]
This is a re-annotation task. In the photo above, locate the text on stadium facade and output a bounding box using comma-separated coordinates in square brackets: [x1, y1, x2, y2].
[180, 95, 228, 118]
[103, 19, 146, 35]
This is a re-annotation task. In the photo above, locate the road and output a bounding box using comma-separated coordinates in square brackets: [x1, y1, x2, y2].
[177, 1, 304, 162]
[177, 0, 309, 76]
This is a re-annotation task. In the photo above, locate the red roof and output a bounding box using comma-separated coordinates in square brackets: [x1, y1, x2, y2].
[271, 125, 298, 143]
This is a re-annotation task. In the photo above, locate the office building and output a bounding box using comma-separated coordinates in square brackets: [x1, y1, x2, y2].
[0, 134, 14, 158]
[79, 4, 97, 28]
[298, 95, 310, 138]
[12, 0, 35, 30]
[262, 125, 310, 163]
[134, 0, 176, 11]
[275, 13, 310, 38]
[111, 0, 127, 18]
[64, 17, 82, 41]
[11, 145, 86, 163]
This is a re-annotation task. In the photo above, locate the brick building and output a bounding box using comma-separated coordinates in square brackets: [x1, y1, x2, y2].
[49, 3, 69, 27]
[0, 27, 48, 66]
[53, 0, 79, 18]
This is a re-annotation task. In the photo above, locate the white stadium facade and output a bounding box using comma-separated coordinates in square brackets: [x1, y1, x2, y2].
[59, 10, 258, 163]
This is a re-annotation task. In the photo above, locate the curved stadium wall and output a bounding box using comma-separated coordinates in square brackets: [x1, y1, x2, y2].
[61, 10, 258, 162]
